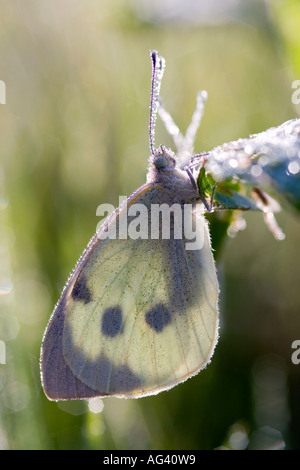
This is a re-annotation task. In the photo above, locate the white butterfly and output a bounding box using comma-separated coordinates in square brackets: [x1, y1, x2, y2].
[40, 51, 219, 400]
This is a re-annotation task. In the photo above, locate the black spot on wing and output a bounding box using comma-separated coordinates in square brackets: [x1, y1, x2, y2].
[101, 306, 123, 337]
[145, 303, 172, 333]
[71, 275, 92, 304]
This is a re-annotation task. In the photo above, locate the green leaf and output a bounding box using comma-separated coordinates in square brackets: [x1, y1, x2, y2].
[214, 189, 260, 211]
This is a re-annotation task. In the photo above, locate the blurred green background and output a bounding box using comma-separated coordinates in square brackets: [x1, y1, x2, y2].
[1, 0, 300, 450]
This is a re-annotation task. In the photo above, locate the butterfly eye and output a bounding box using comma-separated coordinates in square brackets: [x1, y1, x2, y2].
[152, 147, 177, 170]
[153, 154, 170, 168]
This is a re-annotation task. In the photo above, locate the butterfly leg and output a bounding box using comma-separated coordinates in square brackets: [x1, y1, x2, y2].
[158, 91, 208, 168]
[157, 98, 184, 151]
[208, 182, 218, 213]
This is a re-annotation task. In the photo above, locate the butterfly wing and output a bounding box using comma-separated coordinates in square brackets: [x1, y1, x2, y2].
[40, 184, 219, 400]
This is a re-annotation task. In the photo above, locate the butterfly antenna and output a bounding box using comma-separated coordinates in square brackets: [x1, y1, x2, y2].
[149, 50, 166, 155]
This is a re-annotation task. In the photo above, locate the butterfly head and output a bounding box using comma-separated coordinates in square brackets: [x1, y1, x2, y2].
[147, 145, 197, 201]
[150, 145, 177, 171]
[147, 145, 179, 184]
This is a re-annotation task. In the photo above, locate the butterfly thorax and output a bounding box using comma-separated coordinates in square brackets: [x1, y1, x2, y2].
[147, 145, 198, 202]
